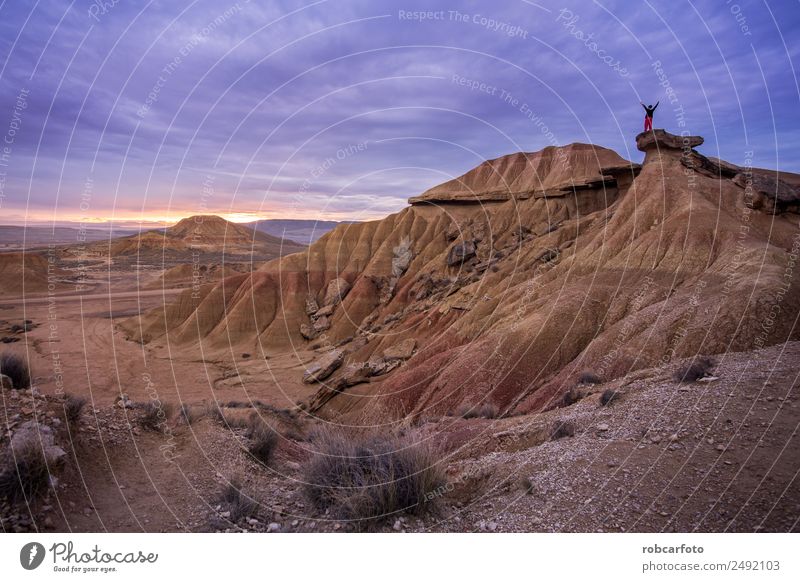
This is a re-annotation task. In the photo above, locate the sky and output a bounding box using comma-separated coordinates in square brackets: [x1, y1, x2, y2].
[0, 0, 798, 226]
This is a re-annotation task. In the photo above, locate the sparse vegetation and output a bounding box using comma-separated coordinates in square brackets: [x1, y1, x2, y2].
[180, 403, 202, 425]
[674, 357, 715, 383]
[207, 402, 224, 423]
[517, 476, 534, 495]
[139, 401, 174, 432]
[550, 419, 576, 440]
[0, 441, 52, 503]
[302, 429, 446, 528]
[457, 402, 499, 419]
[219, 478, 258, 523]
[577, 371, 601, 385]
[64, 394, 88, 426]
[561, 388, 582, 407]
[0, 352, 31, 389]
[600, 389, 619, 406]
[246, 420, 278, 466]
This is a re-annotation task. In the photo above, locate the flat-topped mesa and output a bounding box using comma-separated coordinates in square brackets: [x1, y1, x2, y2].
[409, 143, 641, 205]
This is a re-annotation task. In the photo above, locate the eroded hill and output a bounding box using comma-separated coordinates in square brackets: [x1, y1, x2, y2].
[121, 131, 800, 422]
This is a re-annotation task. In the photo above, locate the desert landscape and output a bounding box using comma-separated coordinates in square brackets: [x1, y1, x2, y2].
[1, 129, 799, 533]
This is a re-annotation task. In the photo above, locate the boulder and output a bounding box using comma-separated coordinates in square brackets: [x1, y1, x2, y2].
[303, 350, 344, 383]
[383, 338, 417, 361]
[447, 240, 476, 266]
[305, 295, 320, 316]
[636, 129, 703, 153]
[300, 323, 318, 340]
[314, 304, 334, 318]
[323, 278, 351, 307]
[11, 421, 67, 468]
[312, 315, 331, 333]
[0, 373, 13, 390]
[392, 239, 413, 278]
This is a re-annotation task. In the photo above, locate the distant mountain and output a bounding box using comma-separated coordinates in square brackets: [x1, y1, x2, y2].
[0, 225, 140, 250]
[100, 215, 306, 257]
[246, 219, 357, 245]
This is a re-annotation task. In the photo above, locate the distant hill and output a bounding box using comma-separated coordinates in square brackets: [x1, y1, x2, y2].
[246, 219, 358, 245]
[0, 225, 140, 250]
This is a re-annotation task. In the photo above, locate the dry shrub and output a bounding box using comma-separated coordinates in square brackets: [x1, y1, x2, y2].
[302, 429, 445, 528]
[674, 357, 715, 383]
[247, 419, 278, 466]
[600, 389, 618, 406]
[0, 352, 31, 389]
[577, 371, 601, 385]
[458, 402, 499, 419]
[550, 419, 576, 440]
[561, 388, 582, 407]
[64, 394, 87, 426]
[518, 476, 534, 495]
[0, 441, 52, 503]
[179, 403, 203, 425]
[139, 401, 174, 432]
[220, 477, 258, 523]
[207, 402, 224, 423]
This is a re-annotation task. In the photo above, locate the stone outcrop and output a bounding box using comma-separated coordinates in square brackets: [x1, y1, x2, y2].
[11, 420, 67, 469]
[648, 129, 800, 215]
[447, 241, 476, 266]
[323, 278, 351, 307]
[636, 129, 703, 153]
[383, 338, 416, 361]
[302, 350, 344, 384]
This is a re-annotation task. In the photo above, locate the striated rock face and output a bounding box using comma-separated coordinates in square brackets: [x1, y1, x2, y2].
[123, 137, 800, 422]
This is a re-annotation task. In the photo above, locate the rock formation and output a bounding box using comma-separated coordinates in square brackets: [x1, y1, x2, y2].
[122, 132, 800, 422]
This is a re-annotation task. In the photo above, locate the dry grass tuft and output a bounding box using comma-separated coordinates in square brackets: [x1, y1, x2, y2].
[0, 352, 31, 389]
[674, 357, 715, 383]
[0, 441, 53, 503]
[302, 428, 445, 529]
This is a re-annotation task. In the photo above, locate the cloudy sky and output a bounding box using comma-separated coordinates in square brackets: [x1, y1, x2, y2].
[0, 0, 797, 226]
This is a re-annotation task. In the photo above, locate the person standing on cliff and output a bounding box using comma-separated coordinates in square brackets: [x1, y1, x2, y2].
[641, 101, 659, 132]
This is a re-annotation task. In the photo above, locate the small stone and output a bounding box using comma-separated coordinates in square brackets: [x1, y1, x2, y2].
[268, 522, 281, 532]
[393, 519, 402, 531]
[716, 444, 725, 452]
[597, 423, 609, 432]
[220, 511, 230, 518]
[669, 434, 679, 442]
[487, 521, 499, 532]
[291, 520, 299, 527]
